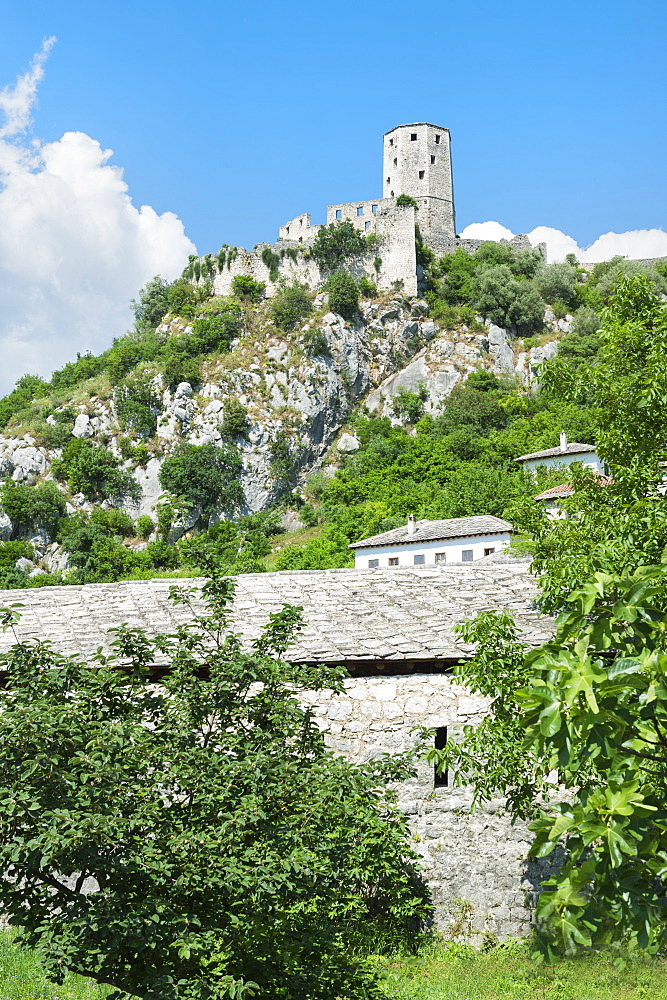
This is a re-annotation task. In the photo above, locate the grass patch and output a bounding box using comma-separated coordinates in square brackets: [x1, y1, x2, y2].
[0, 931, 107, 1000]
[265, 523, 324, 570]
[375, 942, 667, 1000]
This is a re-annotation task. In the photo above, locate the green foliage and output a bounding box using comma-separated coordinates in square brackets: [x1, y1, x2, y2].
[472, 266, 544, 334]
[260, 246, 281, 281]
[159, 443, 244, 524]
[0, 540, 34, 568]
[0, 572, 429, 1000]
[326, 271, 359, 320]
[231, 275, 265, 302]
[357, 276, 378, 297]
[392, 383, 429, 423]
[274, 525, 353, 570]
[114, 373, 160, 438]
[220, 397, 250, 440]
[396, 194, 418, 209]
[131, 276, 170, 336]
[310, 221, 367, 273]
[51, 439, 140, 504]
[0, 375, 49, 430]
[557, 306, 602, 367]
[302, 327, 330, 356]
[535, 261, 579, 310]
[162, 352, 200, 390]
[51, 353, 108, 391]
[190, 312, 238, 354]
[269, 431, 294, 484]
[0, 481, 66, 535]
[135, 514, 155, 539]
[166, 281, 207, 319]
[269, 283, 312, 331]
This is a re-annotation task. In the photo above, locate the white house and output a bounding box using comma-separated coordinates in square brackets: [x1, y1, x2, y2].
[349, 514, 513, 569]
[514, 432, 604, 475]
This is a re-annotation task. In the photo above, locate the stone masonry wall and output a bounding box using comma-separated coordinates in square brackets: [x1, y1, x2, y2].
[301, 673, 558, 942]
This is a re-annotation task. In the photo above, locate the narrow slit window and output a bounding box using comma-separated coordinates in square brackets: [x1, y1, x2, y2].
[419, 170, 425, 179]
[365, 221, 371, 230]
[386, 177, 390, 184]
[434, 726, 448, 787]
[335, 209, 342, 219]
[435, 134, 441, 144]
[431, 155, 436, 164]
[368, 558, 379, 569]
[389, 138, 394, 146]
[393, 157, 397, 167]
[285, 226, 290, 234]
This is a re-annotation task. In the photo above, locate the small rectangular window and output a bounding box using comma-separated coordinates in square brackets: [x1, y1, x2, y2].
[411, 133, 417, 141]
[389, 138, 394, 146]
[462, 550, 473, 562]
[419, 170, 425, 179]
[388, 557, 398, 566]
[365, 221, 371, 230]
[335, 209, 342, 219]
[357, 206, 363, 216]
[414, 554, 425, 565]
[435, 134, 440, 144]
[484, 547, 495, 557]
[430, 155, 436, 164]
[435, 552, 446, 563]
[368, 558, 379, 569]
[371, 204, 378, 213]
[434, 726, 448, 787]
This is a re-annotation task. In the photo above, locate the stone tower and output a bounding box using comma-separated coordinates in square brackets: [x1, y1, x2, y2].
[383, 122, 456, 239]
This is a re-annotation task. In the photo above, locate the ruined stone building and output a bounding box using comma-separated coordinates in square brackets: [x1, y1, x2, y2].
[0, 562, 556, 941]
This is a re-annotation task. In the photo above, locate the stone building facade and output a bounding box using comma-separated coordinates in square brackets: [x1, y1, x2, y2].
[0, 563, 558, 942]
[196, 123, 543, 301]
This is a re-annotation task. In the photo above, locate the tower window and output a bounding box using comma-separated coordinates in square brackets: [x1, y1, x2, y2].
[390, 190, 394, 196]
[335, 209, 342, 219]
[431, 155, 436, 164]
[434, 726, 448, 787]
[386, 177, 390, 184]
[389, 138, 394, 146]
[357, 206, 363, 216]
[411, 133, 417, 141]
[285, 226, 289, 234]
[393, 157, 397, 167]
[435, 134, 441, 144]
[419, 170, 425, 179]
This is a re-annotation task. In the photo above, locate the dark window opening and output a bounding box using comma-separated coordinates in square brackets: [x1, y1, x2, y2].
[365, 221, 371, 230]
[357, 206, 364, 216]
[389, 138, 394, 146]
[390, 190, 394, 196]
[411, 133, 417, 141]
[393, 157, 397, 167]
[434, 726, 448, 787]
[484, 547, 495, 557]
[285, 226, 290, 234]
[431, 155, 436, 164]
[386, 177, 390, 184]
[419, 170, 425, 179]
[435, 134, 441, 144]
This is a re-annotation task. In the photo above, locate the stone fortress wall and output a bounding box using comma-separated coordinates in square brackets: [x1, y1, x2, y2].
[195, 123, 543, 301]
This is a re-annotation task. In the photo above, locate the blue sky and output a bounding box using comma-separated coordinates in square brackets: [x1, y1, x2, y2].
[3, 0, 665, 252]
[0, 0, 665, 392]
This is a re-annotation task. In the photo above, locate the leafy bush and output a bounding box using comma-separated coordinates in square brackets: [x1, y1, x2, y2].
[302, 327, 330, 356]
[269, 284, 312, 331]
[558, 307, 602, 367]
[50, 353, 107, 391]
[535, 261, 579, 310]
[261, 246, 281, 281]
[0, 480, 66, 535]
[396, 194, 418, 209]
[220, 397, 250, 440]
[135, 514, 155, 539]
[0, 539, 34, 567]
[472, 266, 543, 335]
[51, 439, 140, 503]
[42, 422, 74, 449]
[231, 275, 265, 302]
[159, 443, 244, 524]
[357, 276, 377, 298]
[114, 374, 160, 438]
[166, 281, 206, 318]
[270, 431, 294, 484]
[310, 221, 367, 273]
[0, 375, 49, 430]
[162, 352, 200, 390]
[326, 272, 359, 320]
[190, 312, 238, 354]
[392, 383, 429, 423]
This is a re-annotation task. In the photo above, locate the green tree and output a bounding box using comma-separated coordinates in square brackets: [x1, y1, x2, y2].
[159, 443, 244, 524]
[269, 284, 312, 331]
[326, 271, 359, 320]
[535, 261, 579, 311]
[396, 194, 418, 209]
[392, 383, 429, 423]
[131, 276, 170, 337]
[310, 221, 367, 273]
[115, 374, 161, 438]
[0, 481, 66, 536]
[220, 398, 250, 440]
[0, 570, 430, 1000]
[231, 275, 265, 302]
[51, 440, 140, 504]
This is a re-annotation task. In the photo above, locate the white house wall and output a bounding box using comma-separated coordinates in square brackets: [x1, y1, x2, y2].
[522, 451, 603, 474]
[353, 531, 512, 569]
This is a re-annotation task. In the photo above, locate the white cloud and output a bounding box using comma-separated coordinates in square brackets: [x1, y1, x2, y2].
[459, 220, 667, 266]
[0, 42, 196, 396]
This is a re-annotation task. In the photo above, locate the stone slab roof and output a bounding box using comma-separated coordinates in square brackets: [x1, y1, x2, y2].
[0, 565, 552, 671]
[349, 516, 513, 550]
[514, 442, 596, 463]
